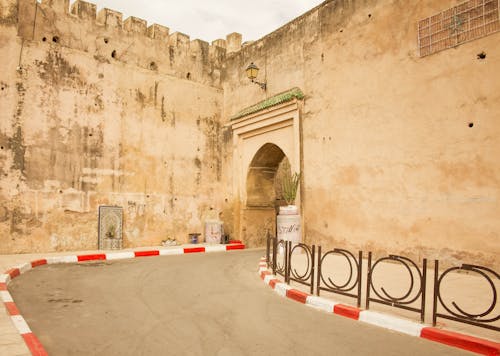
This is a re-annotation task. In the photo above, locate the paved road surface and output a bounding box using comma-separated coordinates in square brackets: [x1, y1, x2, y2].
[9, 249, 474, 355]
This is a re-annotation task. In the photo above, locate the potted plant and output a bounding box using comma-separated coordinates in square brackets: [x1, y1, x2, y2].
[282, 171, 300, 207]
[277, 170, 301, 244]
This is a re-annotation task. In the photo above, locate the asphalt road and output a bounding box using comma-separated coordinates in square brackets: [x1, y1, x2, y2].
[9, 249, 474, 356]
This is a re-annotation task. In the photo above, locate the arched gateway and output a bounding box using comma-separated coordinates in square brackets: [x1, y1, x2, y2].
[230, 88, 304, 247]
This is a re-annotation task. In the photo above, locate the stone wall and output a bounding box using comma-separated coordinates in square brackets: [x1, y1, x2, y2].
[1, 0, 499, 269]
[223, 0, 500, 268]
[0, 0, 233, 252]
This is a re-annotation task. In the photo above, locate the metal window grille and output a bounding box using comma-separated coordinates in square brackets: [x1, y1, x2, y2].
[418, 0, 500, 57]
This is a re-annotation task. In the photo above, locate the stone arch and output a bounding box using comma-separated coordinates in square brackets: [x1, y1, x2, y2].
[230, 89, 303, 247]
[246, 143, 286, 208]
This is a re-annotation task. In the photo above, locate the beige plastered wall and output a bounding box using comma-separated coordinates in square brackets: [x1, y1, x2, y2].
[0, 0, 499, 269]
[223, 0, 500, 269]
[0, 0, 234, 252]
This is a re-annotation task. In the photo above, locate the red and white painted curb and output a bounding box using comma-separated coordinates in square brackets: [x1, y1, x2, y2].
[0, 243, 245, 356]
[258, 257, 500, 356]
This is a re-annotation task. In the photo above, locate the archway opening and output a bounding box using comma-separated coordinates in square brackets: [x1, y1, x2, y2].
[243, 143, 291, 246]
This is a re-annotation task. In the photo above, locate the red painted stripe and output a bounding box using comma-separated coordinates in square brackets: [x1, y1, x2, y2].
[6, 268, 20, 279]
[134, 250, 159, 257]
[421, 327, 500, 356]
[4, 301, 20, 315]
[31, 259, 47, 268]
[229, 240, 242, 244]
[184, 247, 206, 254]
[77, 254, 106, 262]
[0, 283, 7, 291]
[226, 244, 245, 250]
[260, 271, 271, 280]
[269, 279, 281, 289]
[286, 289, 309, 304]
[334, 304, 360, 320]
[22, 333, 48, 356]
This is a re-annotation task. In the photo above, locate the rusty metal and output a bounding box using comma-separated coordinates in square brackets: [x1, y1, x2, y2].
[366, 253, 427, 322]
[286, 241, 315, 294]
[432, 260, 499, 331]
[266, 230, 271, 267]
[273, 239, 288, 279]
[317, 246, 363, 307]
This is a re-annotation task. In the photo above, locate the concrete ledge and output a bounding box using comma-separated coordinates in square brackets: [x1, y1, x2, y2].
[21, 333, 47, 356]
[420, 328, 500, 356]
[274, 282, 291, 297]
[334, 304, 360, 320]
[286, 289, 309, 304]
[359, 310, 424, 337]
[305, 295, 337, 313]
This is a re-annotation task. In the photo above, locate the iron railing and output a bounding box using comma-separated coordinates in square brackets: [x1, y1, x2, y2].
[317, 247, 363, 307]
[287, 241, 315, 294]
[432, 261, 499, 331]
[366, 253, 427, 323]
[264, 234, 499, 331]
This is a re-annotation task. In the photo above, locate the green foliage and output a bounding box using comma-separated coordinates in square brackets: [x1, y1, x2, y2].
[282, 171, 301, 205]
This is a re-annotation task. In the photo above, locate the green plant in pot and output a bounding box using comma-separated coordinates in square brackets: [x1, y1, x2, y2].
[282, 171, 301, 207]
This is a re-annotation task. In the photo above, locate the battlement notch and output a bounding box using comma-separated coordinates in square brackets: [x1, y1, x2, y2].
[147, 24, 169, 41]
[70, 0, 96, 21]
[226, 32, 242, 53]
[41, 0, 69, 14]
[170, 32, 190, 49]
[97, 8, 122, 28]
[124, 16, 147, 35]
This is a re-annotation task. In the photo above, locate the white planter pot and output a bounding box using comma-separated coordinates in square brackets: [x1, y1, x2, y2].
[277, 205, 301, 244]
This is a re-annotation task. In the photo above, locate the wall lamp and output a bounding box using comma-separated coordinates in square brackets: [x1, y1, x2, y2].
[245, 62, 266, 90]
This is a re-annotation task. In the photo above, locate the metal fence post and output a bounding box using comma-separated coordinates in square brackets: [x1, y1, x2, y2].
[432, 260, 439, 326]
[316, 245, 322, 296]
[366, 251, 372, 310]
[421, 258, 427, 323]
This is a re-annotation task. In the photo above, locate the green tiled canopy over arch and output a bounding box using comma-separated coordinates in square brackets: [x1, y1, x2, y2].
[230, 88, 304, 121]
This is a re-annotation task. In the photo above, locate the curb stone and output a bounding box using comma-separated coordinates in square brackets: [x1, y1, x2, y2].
[0, 243, 245, 356]
[258, 257, 500, 356]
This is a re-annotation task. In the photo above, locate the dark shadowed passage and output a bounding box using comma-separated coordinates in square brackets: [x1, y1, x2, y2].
[9, 249, 474, 356]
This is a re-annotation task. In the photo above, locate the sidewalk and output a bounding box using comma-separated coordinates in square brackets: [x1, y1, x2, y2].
[0, 243, 239, 356]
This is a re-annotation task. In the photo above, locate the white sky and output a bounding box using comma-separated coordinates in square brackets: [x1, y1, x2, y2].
[84, 0, 325, 43]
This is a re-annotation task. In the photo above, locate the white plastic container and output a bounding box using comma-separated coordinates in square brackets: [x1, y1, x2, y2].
[205, 219, 223, 244]
[277, 206, 301, 244]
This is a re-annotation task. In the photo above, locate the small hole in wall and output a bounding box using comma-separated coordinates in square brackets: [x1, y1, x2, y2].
[88, 133, 93, 137]
[59, 190, 63, 194]
[52, 36, 59, 43]
[368, 14, 372, 18]
[468, 122, 474, 128]
[186, 72, 191, 79]
[339, 29, 343, 33]
[146, 195, 150, 198]
[477, 51, 486, 59]
[42, 37, 47, 42]
[149, 61, 157, 70]
[104, 38, 109, 44]
[111, 50, 117, 58]
[0, 146, 4, 150]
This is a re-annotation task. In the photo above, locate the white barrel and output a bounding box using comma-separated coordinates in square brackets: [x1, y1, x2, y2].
[277, 212, 301, 244]
[205, 220, 222, 244]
